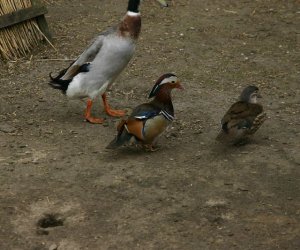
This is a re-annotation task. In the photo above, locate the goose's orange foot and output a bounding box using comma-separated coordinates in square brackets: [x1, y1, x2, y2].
[85, 99, 105, 124]
[102, 93, 126, 117]
[85, 116, 105, 124]
[105, 108, 126, 117]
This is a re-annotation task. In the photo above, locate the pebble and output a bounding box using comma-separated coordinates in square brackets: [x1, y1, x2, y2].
[49, 244, 58, 250]
[0, 124, 16, 133]
[237, 186, 249, 192]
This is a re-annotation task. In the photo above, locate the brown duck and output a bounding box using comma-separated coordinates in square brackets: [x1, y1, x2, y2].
[216, 85, 267, 145]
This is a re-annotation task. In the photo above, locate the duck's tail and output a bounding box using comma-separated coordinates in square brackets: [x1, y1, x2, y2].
[48, 61, 90, 94]
[216, 130, 228, 142]
[49, 69, 72, 94]
[106, 120, 132, 149]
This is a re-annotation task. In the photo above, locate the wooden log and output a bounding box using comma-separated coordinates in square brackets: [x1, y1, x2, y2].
[0, 0, 52, 41]
[0, 5, 47, 29]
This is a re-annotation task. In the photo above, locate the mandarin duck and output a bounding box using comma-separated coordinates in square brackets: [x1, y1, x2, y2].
[216, 85, 267, 145]
[106, 73, 183, 150]
[49, 0, 146, 124]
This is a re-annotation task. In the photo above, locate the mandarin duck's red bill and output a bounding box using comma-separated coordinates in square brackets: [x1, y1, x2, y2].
[216, 85, 267, 145]
[107, 73, 183, 151]
[49, 0, 143, 124]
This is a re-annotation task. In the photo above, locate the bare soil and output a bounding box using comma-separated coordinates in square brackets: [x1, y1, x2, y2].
[0, 0, 299, 249]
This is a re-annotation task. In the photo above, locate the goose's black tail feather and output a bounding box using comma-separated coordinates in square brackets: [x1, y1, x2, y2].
[49, 62, 90, 94]
[49, 71, 71, 94]
[49, 60, 75, 94]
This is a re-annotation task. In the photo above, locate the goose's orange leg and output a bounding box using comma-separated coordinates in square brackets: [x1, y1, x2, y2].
[102, 93, 126, 117]
[85, 99, 104, 124]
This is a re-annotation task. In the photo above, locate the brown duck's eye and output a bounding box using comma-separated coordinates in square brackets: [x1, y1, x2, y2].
[171, 81, 175, 83]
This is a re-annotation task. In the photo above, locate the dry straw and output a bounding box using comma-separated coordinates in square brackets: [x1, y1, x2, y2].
[0, 0, 44, 60]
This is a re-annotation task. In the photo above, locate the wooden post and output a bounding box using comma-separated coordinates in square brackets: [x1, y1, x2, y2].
[0, 0, 51, 40]
[31, 0, 52, 40]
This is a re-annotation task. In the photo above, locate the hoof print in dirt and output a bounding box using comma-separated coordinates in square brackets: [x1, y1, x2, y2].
[36, 213, 64, 235]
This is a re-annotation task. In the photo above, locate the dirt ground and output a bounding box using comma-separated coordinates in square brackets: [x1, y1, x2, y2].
[0, 0, 299, 249]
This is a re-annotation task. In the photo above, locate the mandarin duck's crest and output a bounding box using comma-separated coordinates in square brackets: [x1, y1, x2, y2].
[149, 73, 179, 98]
[216, 85, 267, 145]
[107, 73, 183, 151]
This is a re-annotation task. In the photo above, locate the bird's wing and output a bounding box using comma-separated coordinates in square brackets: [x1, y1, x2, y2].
[130, 103, 161, 120]
[247, 112, 267, 134]
[123, 103, 161, 141]
[106, 119, 132, 149]
[221, 102, 263, 131]
[61, 27, 117, 80]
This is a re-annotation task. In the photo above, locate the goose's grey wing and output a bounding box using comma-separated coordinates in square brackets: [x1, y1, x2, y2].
[61, 27, 117, 80]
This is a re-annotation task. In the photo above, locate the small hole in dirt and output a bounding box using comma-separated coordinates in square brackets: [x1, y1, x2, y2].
[37, 213, 64, 228]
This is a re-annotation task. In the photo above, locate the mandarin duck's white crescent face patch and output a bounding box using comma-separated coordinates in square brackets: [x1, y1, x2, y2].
[151, 75, 178, 95]
[160, 76, 178, 85]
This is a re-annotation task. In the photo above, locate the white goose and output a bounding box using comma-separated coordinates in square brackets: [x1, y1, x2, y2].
[49, 0, 167, 124]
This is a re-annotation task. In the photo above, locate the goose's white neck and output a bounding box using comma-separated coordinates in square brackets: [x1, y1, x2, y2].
[127, 11, 140, 16]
